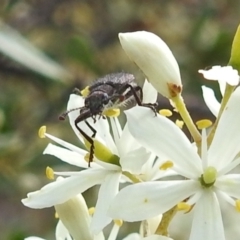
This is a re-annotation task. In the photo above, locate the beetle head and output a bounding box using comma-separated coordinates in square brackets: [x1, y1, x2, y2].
[85, 91, 110, 114]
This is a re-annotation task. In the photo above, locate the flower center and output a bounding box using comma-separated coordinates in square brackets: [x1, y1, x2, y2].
[200, 166, 217, 187]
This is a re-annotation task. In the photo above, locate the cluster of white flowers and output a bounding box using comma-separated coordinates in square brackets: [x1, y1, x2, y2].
[23, 29, 240, 240]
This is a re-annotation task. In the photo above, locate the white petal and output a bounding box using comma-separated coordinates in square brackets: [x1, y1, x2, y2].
[119, 31, 181, 98]
[190, 190, 225, 240]
[120, 147, 152, 174]
[22, 168, 109, 208]
[198, 66, 239, 86]
[56, 220, 72, 240]
[122, 233, 141, 240]
[201, 86, 220, 117]
[44, 132, 86, 156]
[215, 174, 240, 199]
[44, 143, 91, 168]
[67, 94, 117, 154]
[208, 86, 240, 169]
[108, 180, 199, 221]
[91, 172, 121, 233]
[142, 79, 158, 103]
[126, 107, 202, 179]
[117, 123, 141, 156]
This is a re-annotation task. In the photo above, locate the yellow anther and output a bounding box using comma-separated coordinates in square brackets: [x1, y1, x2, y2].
[175, 119, 184, 129]
[202, 166, 217, 185]
[196, 119, 212, 130]
[144, 198, 148, 203]
[103, 108, 120, 117]
[114, 219, 123, 227]
[55, 212, 59, 218]
[177, 202, 191, 212]
[235, 200, 240, 212]
[159, 109, 173, 117]
[159, 160, 174, 170]
[88, 207, 95, 216]
[38, 126, 46, 138]
[81, 86, 90, 97]
[46, 166, 55, 180]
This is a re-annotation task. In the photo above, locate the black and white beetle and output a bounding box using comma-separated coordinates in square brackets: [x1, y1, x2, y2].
[59, 72, 157, 166]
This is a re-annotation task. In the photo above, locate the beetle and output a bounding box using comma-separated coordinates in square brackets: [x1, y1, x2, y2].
[59, 72, 157, 166]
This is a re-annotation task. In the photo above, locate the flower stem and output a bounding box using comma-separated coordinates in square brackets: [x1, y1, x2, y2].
[171, 94, 201, 145]
[122, 171, 142, 183]
[207, 84, 235, 146]
[155, 205, 178, 236]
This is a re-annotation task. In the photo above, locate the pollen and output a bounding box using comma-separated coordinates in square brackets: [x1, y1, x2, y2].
[80, 86, 90, 97]
[88, 207, 95, 216]
[114, 219, 123, 227]
[38, 126, 46, 138]
[235, 200, 240, 212]
[160, 160, 174, 170]
[159, 109, 173, 117]
[196, 119, 212, 130]
[177, 202, 191, 212]
[46, 166, 55, 180]
[175, 119, 184, 129]
[103, 108, 120, 117]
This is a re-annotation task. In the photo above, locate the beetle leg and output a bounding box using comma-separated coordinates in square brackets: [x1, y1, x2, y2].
[126, 84, 158, 115]
[74, 115, 96, 167]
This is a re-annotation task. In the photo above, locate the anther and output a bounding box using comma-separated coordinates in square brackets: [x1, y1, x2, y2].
[46, 166, 55, 180]
[160, 160, 174, 170]
[38, 126, 46, 138]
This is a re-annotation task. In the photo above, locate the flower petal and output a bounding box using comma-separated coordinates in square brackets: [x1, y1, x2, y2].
[120, 146, 152, 174]
[44, 143, 92, 168]
[199, 66, 239, 86]
[215, 174, 240, 199]
[119, 31, 181, 98]
[108, 180, 199, 221]
[126, 107, 202, 179]
[91, 172, 121, 233]
[142, 79, 158, 103]
[189, 190, 225, 240]
[208, 86, 240, 169]
[201, 86, 220, 117]
[56, 220, 72, 240]
[22, 168, 109, 208]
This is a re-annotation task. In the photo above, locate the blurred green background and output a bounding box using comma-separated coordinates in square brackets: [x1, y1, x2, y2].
[0, 0, 239, 239]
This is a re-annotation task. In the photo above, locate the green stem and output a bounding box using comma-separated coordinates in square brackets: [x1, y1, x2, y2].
[207, 84, 235, 146]
[171, 94, 201, 146]
[122, 171, 142, 183]
[155, 206, 178, 236]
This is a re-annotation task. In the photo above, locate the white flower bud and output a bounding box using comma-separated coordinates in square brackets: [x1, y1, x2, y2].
[119, 31, 182, 98]
[55, 194, 93, 240]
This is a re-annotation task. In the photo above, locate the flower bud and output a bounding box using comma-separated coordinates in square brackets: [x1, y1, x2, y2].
[119, 31, 182, 98]
[55, 193, 93, 240]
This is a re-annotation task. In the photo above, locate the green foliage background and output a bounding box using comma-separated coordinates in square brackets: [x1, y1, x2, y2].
[0, 0, 239, 239]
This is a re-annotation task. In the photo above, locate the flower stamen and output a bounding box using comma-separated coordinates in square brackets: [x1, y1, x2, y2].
[46, 166, 55, 180]
[103, 108, 120, 117]
[159, 160, 174, 170]
[177, 202, 191, 212]
[196, 119, 212, 130]
[38, 126, 46, 138]
[159, 109, 172, 117]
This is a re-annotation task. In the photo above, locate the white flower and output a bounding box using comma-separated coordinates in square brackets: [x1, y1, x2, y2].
[199, 66, 240, 116]
[22, 81, 158, 234]
[119, 31, 182, 98]
[109, 86, 240, 240]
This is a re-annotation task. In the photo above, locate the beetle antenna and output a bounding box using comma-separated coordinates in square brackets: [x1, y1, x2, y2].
[59, 107, 82, 120]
